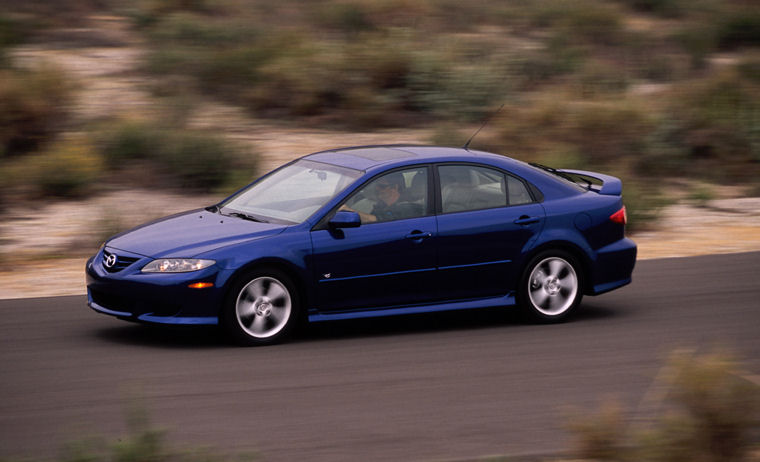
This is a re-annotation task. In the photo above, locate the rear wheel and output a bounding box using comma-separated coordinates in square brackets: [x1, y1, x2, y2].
[222, 269, 300, 346]
[518, 250, 583, 322]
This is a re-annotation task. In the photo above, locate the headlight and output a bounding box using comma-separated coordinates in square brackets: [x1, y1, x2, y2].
[141, 259, 216, 273]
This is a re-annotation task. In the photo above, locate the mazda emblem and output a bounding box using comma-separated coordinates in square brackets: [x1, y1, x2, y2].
[104, 253, 117, 268]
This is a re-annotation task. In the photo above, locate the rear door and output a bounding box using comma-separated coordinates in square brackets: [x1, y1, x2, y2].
[434, 164, 545, 300]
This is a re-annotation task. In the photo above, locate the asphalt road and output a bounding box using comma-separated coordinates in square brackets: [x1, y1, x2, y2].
[1, 252, 759, 461]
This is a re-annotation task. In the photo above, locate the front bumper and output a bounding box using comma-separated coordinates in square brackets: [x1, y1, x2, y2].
[86, 247, 232, 325]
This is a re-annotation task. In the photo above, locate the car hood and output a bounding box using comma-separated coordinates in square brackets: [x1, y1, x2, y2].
[106, 210, 286, 258]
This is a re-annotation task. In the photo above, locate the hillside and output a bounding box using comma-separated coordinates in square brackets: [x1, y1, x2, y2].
[1, 0, 759, 297]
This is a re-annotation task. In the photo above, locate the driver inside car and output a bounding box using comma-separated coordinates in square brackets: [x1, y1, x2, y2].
[342, 172, 423, 223]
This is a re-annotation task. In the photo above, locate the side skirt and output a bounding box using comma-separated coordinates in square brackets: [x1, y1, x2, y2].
[308, 293, 516, 322]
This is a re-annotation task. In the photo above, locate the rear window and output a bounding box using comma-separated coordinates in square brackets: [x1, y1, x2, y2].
[526, 163, 587, 192]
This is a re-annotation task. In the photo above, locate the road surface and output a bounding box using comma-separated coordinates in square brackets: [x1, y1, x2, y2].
[1, 252, 759, 461]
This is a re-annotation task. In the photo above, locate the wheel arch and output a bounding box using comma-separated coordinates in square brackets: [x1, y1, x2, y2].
[223, 257, 310, 315]
[520, 241, 592, 294]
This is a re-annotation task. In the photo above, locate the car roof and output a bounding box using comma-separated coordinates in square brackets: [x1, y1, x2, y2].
[302, 145, 529, 172]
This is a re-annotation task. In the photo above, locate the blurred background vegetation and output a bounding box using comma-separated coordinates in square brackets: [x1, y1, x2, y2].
[1, 0, 759, 231]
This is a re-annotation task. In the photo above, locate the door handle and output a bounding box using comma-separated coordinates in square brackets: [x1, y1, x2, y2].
[514, 215, 539, 225]
[405, 231, 432, 240]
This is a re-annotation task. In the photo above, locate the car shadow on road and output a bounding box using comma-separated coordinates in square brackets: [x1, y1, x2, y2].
[92, 303, 621, 348]
[297, 302, 621, 343]
[93, 324, 226, 349]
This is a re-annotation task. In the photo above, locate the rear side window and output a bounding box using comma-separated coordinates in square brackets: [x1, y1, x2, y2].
[506, 174, 533, 205]
[438, 165, 534, 213]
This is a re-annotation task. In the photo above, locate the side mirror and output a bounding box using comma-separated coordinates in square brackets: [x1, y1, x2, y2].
[329, 210, 361, 229]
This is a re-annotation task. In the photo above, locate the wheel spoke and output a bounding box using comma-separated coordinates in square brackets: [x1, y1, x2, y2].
[269, 307, 287, 325]
[238, 301, 256, 326]
[250, 315, 266, 333]
[530, 287, 549, 307]
[245, 279, 266, 301]
[558, 274, 576, 292]
[546, 293, 560, 310]
[548, 259, 564, 278]
[266, 283, 287, 303]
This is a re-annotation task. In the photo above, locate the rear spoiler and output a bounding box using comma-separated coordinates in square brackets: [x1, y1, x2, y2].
[557, 169, 622, 196]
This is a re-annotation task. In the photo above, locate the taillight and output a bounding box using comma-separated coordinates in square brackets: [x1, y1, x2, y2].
[610, 206, 627, 225]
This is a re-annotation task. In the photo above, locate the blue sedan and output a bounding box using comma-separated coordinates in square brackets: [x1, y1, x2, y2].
[86, 145, 636, 345]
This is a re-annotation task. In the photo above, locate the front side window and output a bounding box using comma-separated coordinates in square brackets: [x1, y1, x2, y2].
[439, 164, 533, 213]
[341, 167, 428, 223]
[221, 159, 362, 224]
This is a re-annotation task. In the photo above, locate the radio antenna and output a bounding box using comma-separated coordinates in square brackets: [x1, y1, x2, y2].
[463, 104, 505, 151]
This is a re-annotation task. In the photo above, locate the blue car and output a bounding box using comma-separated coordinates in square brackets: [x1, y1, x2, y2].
[87, 145, 636, 345]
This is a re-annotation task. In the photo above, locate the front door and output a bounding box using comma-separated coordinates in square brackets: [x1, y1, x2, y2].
[310, 167, 438, 312]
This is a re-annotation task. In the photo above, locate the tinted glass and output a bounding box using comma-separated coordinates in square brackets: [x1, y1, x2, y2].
[342, 167, 428, 223]
[221, 160, 361, 223]
[439, 165, 507, 213]
[506, 174, 533, 205]
[439, 165, 534, 213]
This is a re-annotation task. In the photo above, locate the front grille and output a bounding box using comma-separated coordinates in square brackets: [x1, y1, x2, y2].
[102, 250, 140, 273]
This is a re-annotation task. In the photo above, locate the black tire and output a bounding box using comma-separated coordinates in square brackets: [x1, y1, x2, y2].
[221, 268, 301, 346]
[517, 250, 584, 322]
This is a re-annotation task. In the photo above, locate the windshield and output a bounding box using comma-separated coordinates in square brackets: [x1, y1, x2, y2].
[220, 159, 362, 224]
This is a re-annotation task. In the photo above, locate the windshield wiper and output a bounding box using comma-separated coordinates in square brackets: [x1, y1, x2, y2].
[224, 211, 269, 223]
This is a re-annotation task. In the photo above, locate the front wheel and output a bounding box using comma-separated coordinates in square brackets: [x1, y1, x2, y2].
[518, 250, 583, 322]
[222, 269, 300, 346]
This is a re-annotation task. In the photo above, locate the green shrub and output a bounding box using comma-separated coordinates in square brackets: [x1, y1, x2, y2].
[664, 70, 760, 179]
[567, 400, 628, 461]
[61, 401, 254, 462]
[619, 0, 690, 17]
[0, 14, 29, 67]
[408, 60, 509, 122]
[128, 0, 226, 28]
[504, 37, 586, 90]
[0, 65, 74, 156]
[94, 118, 246, 192]
[143, 13, 273, 91]
[575, 60, 630, 96]
[147, 13, 260, 48]
[568, 101, 654, 165]
[737, 56, 760, 83]
[687, 183, 715, 207]
[528, 0, 625, 46]
[25, 136, 103, 198]
[95, 118, 158, 167]
[674, 24, 718, 69]
[717, 11, 760, 49]
[497, 96, 654, 168]
[638, 351, 760, 462]
[157, 130, 238, 189]
[621, 178, 669, 232]
[314, 2, 376, 34]
[568, 350, 760, 462]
